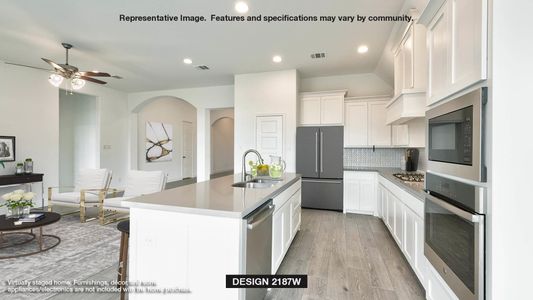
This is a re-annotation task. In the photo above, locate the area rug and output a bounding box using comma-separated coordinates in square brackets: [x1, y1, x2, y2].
[0, 213, 121, 300]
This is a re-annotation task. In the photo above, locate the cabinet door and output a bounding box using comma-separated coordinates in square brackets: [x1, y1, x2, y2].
[282, 202, 292, 251]
[427, 2, 451, 104]
[368, 102, 391, 146]
[393, 195, 404, 247]
[343, 178, 359, 212]
[291, 190, 301, 236]
[402, 26, 414, 90]
[344, 102, 368, 147]
[414, 213, 426, 283]
[386, 192, 394, 232]
[392, 124, 409, 146]
[393, 50, 403, 96]
[404, 207, 416, 264]
[451, 0, 487, 87]
[320, 95, 344, 125]
[380, 185, 388, 221]
[359, 179, 376, 214]
[272, 209, 284, 273]
[300, 96, 321, 125]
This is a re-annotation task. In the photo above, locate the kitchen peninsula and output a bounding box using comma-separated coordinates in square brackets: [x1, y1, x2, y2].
[122, 173, 302, 300]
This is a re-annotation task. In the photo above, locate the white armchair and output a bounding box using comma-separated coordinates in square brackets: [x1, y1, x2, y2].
[48, 168, 112, 222]
[98, 170, 166, 225]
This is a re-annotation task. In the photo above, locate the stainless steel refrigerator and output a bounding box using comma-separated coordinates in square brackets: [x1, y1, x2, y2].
[296, 126, 343, 211]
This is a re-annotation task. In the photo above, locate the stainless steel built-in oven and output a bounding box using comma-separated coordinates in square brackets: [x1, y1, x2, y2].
[424, 172, 485, 300]
[426, 88, 487, 182]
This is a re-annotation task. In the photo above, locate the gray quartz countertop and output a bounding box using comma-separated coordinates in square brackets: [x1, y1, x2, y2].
[122, 173, 301, 218]
[344, 167, 426, 201]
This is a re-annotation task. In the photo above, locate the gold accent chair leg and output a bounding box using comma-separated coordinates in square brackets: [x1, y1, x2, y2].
[80, 190, 86, 223]
[98, 191, 105, 225]
[47, 187, 52, 212]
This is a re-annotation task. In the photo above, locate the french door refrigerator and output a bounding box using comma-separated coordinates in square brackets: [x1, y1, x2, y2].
[296, 126, 343, 211]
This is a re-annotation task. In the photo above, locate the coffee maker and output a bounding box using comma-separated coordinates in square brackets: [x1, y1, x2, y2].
[405, 148, 419, 172]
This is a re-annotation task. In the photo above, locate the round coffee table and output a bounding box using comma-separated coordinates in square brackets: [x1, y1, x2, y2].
[0, 212, 61, 259]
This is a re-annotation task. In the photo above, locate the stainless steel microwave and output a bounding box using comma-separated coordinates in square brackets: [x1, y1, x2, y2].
[426, 88, 487, 182]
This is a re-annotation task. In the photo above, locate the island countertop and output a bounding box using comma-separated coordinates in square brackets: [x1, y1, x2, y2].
[122, 173, 301, 219]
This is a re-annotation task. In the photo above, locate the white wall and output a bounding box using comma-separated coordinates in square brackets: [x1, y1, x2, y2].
[128, 85, 234, 182]
[490, 0, 533, 299]
[59, 92, 98, 187]
[211, 109, 234, 174]
[234, 70, 298, 173]
[137, 97, 197, 182]
[300, 73, 392, 97]
[0, 63, 129, 208]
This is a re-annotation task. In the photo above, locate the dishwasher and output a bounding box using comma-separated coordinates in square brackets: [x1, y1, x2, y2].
[244, 200, 275, 300]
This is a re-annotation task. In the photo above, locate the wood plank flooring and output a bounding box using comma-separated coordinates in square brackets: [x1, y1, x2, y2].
[266, 209, 425, 300]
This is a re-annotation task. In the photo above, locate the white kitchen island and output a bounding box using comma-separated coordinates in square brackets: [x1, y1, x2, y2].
[122, 174, 302, 300]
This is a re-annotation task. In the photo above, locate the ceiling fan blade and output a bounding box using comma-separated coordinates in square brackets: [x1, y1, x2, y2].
[42, 58, 65, 71]
[78, 71, 111, 77]
[4, 61, 52, 71]
[111, 75, 123, 79]
[80, 76, 107, 84]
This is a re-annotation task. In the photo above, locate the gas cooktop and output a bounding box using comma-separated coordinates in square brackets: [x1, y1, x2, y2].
[393, 172, 425, 182]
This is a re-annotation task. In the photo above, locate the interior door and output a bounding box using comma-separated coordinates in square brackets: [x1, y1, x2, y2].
[181, 121, 193, 179]
[256, 115, 283, 159]
[296, 127, 319, 178]
[319, 126, 343, 179]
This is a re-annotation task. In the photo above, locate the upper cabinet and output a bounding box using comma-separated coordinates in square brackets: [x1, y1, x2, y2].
[299, 90, 347, 126]
[420, 0, 488, 105]
[388, 15, 427, 125]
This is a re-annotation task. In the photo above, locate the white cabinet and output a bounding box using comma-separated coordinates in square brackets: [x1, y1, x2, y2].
[343, 171, 377, 215]
[423, 0, 488, 105]
[388, 18, 427, 125]
[299, 90, 347, 125]
[392, 124, 409, 146]
[271, 180, 301, 273]
[368, 102, 391, 146]
[300, 96, 321, 125]
[378, 178, 427, 289]
[344, 102, 368, 147]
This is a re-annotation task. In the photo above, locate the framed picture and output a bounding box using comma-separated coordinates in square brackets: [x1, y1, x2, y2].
[0, 136, 15, 162]
[145, 122, 173, 162]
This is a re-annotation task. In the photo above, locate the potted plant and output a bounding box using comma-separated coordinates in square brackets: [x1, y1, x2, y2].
[1, 190, 35, 218]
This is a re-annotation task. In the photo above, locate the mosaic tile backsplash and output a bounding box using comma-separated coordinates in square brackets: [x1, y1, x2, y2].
[344, 148, 427, 170]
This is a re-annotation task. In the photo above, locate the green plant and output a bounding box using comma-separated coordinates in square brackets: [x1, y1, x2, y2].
[0, 199, 34, 209]
[1, 191, 35, 209]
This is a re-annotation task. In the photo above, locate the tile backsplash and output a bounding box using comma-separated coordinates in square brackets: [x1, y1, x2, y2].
[344, 148, 427, 170]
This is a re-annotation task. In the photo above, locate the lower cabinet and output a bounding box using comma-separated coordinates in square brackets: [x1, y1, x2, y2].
[378, 179, 426, 289]
[343, 171, 377, 215]
[272, 181, 301, 274]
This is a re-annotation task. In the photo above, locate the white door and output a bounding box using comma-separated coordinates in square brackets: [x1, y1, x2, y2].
[300, 96, 321, 125]
[181, 121, 193, 179]
[256, 115, 283, 160]
[320, 95, 344, 125]
[368, 102, 391, 146]
[344, 102, 368, 147]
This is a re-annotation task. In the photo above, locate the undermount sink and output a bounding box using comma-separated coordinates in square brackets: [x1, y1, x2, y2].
[232, 178, 279, 189]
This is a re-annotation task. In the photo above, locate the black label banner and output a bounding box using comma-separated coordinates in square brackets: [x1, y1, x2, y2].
[226, 275, 307, 288]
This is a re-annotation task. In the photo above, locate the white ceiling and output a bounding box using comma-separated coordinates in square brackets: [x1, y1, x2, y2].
[0, 0, 404, 92]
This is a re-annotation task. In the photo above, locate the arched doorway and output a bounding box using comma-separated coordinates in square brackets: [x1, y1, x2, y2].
[210, 109, 234, 178]
[134, 96, 197, 183]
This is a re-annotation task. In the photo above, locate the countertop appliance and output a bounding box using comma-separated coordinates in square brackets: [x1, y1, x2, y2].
[405, 148, 419, 172]
[296, 126, 343, 211]
[244, 200, 274, 300]
[424, 172, 485, 300]
[426, 87, 487, 182]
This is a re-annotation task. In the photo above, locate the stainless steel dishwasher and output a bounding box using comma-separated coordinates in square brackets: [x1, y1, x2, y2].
[244, 200, 274, 300]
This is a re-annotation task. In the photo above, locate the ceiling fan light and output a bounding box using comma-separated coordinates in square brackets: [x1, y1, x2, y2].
[48, 74, 64, 87]
[71, 78, 86, 90]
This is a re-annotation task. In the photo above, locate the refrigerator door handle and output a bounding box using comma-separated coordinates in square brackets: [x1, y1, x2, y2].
[320, 130, 324, 172]
[315, 131, 319, 174]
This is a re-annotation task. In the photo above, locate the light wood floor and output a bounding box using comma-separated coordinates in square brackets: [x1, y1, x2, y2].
[266, 209, 426, 300]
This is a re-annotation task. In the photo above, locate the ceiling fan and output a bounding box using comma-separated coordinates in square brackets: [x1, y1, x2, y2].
[4, 42, 122, 90]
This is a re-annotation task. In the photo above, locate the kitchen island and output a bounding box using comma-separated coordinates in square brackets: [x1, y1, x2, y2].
[122, 173, 302, 300]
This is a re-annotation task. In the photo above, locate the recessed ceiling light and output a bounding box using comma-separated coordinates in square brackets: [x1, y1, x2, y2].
[235, 1, 249, 14]
[183, 58, 193, 64]
[272, 55, 282, 63]
[357, 45, 369, 54]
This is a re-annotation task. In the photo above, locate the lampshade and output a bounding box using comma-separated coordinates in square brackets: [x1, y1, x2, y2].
[48, 74, 64, 87]
[71, 78, 86, 90]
